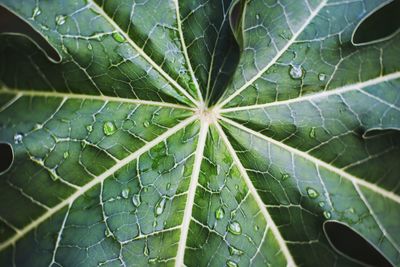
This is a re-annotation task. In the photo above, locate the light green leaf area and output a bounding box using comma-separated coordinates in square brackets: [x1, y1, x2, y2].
[0, 0, 399, 266]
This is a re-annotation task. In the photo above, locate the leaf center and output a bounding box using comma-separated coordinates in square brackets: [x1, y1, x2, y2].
[197, 102, 219, 125]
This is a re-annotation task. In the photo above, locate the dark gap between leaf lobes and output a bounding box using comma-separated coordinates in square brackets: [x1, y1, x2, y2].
[0, 143, 13, 174]
[0, 5, 60, 62]
[352, 0, 400, 46]
[324, 221, 393, 267]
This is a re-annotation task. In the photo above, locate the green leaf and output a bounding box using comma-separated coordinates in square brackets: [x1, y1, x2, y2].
[0, 0, 399, 266]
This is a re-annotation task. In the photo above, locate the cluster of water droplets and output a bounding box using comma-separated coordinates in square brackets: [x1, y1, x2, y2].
[13, 133, 23, 144]
[55, 15, 66, 26]
[288, 63, 327, 84]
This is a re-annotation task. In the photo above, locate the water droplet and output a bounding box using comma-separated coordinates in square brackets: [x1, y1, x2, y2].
[121, 188, 130, 199]
[323, 211, 331, 219]
[227, 221, 242, 235]
[318, 73, 326, 81]
[346, 207, 355, 213]
[132, 194, 141, 207]
[226, 260, 238, 267]
[281, 172, 290, 181]
[155, 197, 166, 216]
[215, 207, 225, 220]
[309, 127, 316, 139]
[256, 14, 260, 20]
[289, 65, 304, 80]
[55, 15, 66, 26]
[166, 183, 171, 190]
[32, 7, 41, 18]
[229, 246, 244, 256]
[143, 121, 150, 128]
[103, 121, 116, 136]
[14, 133, 23, 144]
[254, 225, 259, 231]
[143, 243, 149, 256]
[306, 187, 319, 199]
[86, 125, 93, 133]
[63, 151, 69, 159]
[144, 187, 148, 192]
[318, 201, 325, 207]
[112, 32, 125, 43]
[87, 43, 93, 51]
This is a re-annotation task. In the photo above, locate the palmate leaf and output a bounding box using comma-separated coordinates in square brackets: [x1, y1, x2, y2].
[0, 0, 399, 266]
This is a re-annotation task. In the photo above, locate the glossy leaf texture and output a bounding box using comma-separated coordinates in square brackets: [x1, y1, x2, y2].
[0, 0, 399, 266]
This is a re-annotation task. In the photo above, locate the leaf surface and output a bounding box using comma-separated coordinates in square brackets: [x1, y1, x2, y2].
[0, 0, 399, 266]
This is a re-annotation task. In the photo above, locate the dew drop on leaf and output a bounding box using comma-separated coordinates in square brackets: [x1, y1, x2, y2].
[309, 127, 316, 139]
[318, 73, 326, 81]
[256, 14, 260, 20]
[229, 246, 244, 256]
[55, 15, 66, 26]
[63, 151, 69, 159]
[32, 7, 41, 18]
[254, 225, 259, 231]
[306, 187, 319, 199]
[14, 133, 23, 144]
[346, 207, 355, 213]
[166, 183, 171, 190]
[318, 201, 325, 207]
[226, 260, 238, 267]
[87, 43, 93, 51]
[323, 211, 332, 219]
[215, 207, 225, 220]
[227, 221, 242, 235]
[281, 172, 290, 181]
[86, 125, 93, 133]
[178, 68, 187, 75]
[112, 32, 125, 43]
[132, 194, 141, 207]
[289, 65, 304, 79]
[121, 188, 130, 199]
[103, 121, 116, 136]
[155, 196, 166, 216]
[143, 121, 150, 128]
